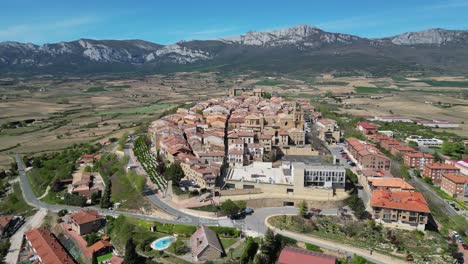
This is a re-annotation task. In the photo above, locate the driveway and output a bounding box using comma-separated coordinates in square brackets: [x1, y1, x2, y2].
[5, 208, 47, 264]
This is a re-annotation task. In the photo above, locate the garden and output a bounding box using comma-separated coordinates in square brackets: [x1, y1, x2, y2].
[133, 136, 167, 191]
[269, 215, 454, 263]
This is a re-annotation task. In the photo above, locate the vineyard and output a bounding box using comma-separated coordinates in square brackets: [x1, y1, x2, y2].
[133, 136, 167, 190]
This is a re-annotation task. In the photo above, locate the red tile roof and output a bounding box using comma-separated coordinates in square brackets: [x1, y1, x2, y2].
[69, 210, 102, 225]
[443, 173, 468, 184]
[371, 190, 430, 213]
[277, 246, 336, 264]
[88, 240, 112, 253]
[358, 122, 377, 130]
[25, 227, 77, 264]
[424, 163, 459, 170]
[369, 178, 414, 190]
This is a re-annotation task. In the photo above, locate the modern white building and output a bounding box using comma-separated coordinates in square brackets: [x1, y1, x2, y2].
[225, 161, 346, 196]
[405, 136, 443, 147]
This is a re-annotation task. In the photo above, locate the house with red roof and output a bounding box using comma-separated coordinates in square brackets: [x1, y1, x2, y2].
[371, 190, 430, 230]
[423, 163, 460, 185]
[356, 122, 378, 135]
[441, 173, 468, 203]
[277, 246, 337, 264]
[403, 151, 434, 170]
[25, 227, 77, 264]
[65, 210, 103, 235]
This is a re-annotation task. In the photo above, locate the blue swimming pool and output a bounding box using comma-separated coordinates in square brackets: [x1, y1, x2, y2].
[151, 236, 176, 250]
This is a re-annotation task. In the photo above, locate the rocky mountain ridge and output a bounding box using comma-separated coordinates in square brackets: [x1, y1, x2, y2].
[1, 25, 468, 75]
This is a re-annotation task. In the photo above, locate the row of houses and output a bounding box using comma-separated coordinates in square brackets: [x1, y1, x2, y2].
[344, 135, 431, 230]
[355, 121, 468, 204]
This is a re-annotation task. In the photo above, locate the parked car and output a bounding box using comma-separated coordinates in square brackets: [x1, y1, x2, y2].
[462, 244, 468, 250]
[242, 208, 254, 215]
[453, 231, 459, 237]
[458, 237, 464, 244]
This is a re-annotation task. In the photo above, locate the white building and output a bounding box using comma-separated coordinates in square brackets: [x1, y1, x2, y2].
[405, 136, 443, 147]
[373, 115, 413, 123]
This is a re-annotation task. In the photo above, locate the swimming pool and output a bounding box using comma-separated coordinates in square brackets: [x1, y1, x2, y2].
[151, 236, 176, 250]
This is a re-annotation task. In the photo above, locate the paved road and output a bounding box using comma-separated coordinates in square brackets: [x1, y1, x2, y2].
[408, 170, 458, 217]
[5, 209, 47, 264]
[14, 154, 196, 225]
[124, 144, 221, 226]
[14, 154, 384, 263]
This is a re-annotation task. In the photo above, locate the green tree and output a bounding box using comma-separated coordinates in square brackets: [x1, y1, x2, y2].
[118, 132, 129, 151]
[100, 180, 113, 209]
[123, 238, 139, 264]
[92, 251, 98, 264]
[261, 229, 276, 255]
[0, 240, 11, 264]
[84, 165, 92, 172]
[240, 238, 259, 264]
[220, 199, 240, 216]
[298, 200, 309, 218]
[236, 200, 247, 211]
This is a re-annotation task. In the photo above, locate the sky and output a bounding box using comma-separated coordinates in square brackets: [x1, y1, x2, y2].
[1, 0, 468, 45]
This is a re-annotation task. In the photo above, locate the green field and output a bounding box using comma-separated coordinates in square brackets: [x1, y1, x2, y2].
[354, 86, 401, 93]
[419, 80, 468, 88]
[0, 183, 34, 216]
[85, 86, 107, 93]
[85, 85, 131, 93]
[95, 103, 175, 116]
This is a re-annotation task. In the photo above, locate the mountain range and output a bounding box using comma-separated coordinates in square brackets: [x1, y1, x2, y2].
[1, 24, 468, 76]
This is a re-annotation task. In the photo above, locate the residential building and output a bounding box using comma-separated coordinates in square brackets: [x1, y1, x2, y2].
[345, 138, 391, 171]
[65, 210, 103, 236]
[380, 140, 400, 152]
[441, 173, 468, 203]
[403, 151, 434, 170]
[277, 246, 337, 264]
[190, 225, 225, 262]
[315, 118, 341, 144]
[69, 171, 105, 199]
[446, 158, 468, 175]
[88, 240, 113, 258]
[423, 163, 460, 185]
[368, 178, 415, 192]
[390, 145, 416, 157]
[356, 122, 377, 135]
[371, 190, 430, 230]
[25, 227, 77, 264]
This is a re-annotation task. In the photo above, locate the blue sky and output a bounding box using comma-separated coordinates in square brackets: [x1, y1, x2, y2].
[1, 0, 468, 44]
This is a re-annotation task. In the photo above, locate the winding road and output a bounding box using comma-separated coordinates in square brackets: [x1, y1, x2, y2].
[14, 152, 393, 264]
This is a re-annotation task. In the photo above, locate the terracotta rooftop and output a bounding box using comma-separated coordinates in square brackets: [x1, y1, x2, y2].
[25, 227, 77, 264]
[369, 178, 414, 190]
[357, 122, 377, 130]
[69, 210, 102, 225]
[88, 240, 112, 253]
[404, 151, 433, 158]
[424, 163, 459, 170]
[371, 190, 430, 213]
[443, 173, 468, 184]
[277, 246, 336, 264]
[317, 118, 336, 126]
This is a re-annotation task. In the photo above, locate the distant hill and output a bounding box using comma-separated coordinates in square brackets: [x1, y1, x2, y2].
[2, 25, 468, 76]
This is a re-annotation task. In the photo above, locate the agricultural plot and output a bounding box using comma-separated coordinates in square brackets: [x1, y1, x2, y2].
[133, 137, 167, 190]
